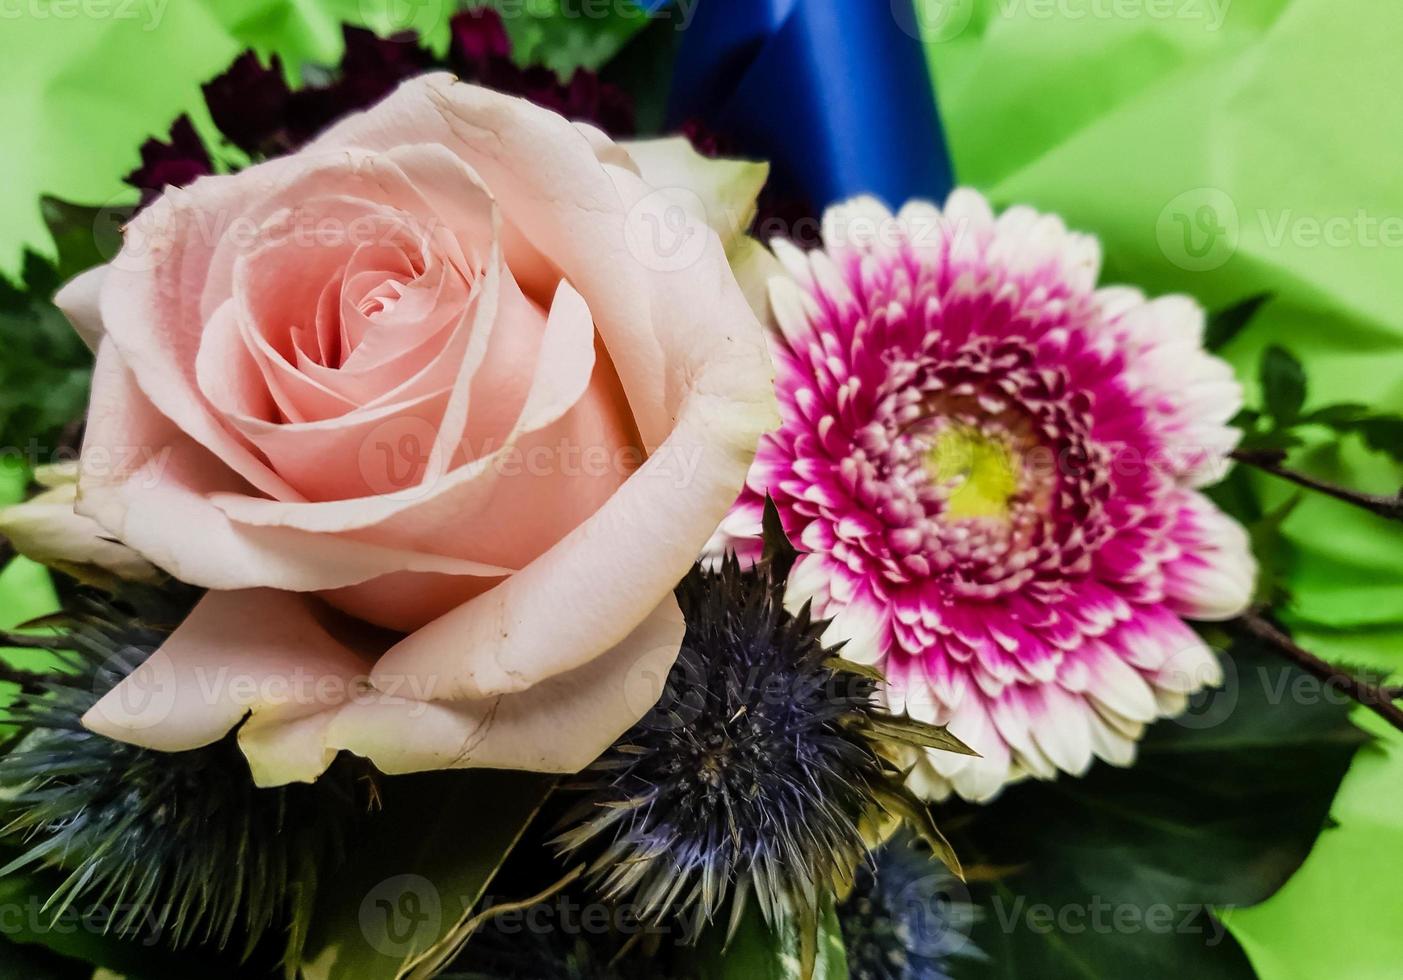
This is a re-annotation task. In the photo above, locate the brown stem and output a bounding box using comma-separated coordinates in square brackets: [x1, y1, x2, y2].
[1232, 610, 1403, 734]
[1233, 449, 1403, 522]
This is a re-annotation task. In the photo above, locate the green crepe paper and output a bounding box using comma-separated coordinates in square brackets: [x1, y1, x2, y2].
[0, 1, 651, 276]
[924, 2, 1403, 975]
[0, 1, 457, 275]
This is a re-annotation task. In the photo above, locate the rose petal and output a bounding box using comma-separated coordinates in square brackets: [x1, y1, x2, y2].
[324, 592, 684, 776]
[78, 341, 514, 590]
[54, 265, 108, 351]
[82, 589, 377, 764]
[0, 465, 158, 587]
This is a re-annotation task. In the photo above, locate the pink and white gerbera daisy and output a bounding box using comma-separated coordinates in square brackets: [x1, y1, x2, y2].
[712, 190, 1256, 802]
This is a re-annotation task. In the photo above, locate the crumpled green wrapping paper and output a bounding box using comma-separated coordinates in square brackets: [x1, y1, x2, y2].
[0, 0, 410, 274]
[924, 2, 1403, 976]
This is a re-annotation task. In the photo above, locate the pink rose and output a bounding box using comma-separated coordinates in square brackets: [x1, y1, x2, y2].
[56, 74, 777, 786]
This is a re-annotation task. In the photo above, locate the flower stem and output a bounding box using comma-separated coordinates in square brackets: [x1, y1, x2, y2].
[1233, 449, 1403, 522]
[1231, 609, 1403, 734]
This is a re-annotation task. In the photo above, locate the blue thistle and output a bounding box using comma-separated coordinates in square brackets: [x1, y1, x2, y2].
[0, 588, 362, 969]
[837, 831, 983, 980]
[553, 540, 970, 948]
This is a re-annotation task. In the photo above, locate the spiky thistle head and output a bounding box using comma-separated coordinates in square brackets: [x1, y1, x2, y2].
[0, 587, 362, 969]
[554, 521, 971, 948]
[837, 831, 983, 980]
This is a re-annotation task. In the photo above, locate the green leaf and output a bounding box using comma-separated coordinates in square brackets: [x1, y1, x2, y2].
[39, 198, 110, 284]
[687, 897, 849, 980]
[1248, 492, 1305, 607]
[1298, 403, 1372, 428]
[0, 934, 88, 980]
[299, 769, 554, 980]
[1260, 345, 1307, 423]
[1205, 293, 1271, 352]
[599, 12, 686, 134]
[482, 0, 653, 77]
[1223, 711, 1403, 980]
[948, 638, 1367, 980]
[858, 714, 980, 757]
[1356, 416, 1403, 463]
[760, 496, 799, 583]
[0, 252, 93, 454]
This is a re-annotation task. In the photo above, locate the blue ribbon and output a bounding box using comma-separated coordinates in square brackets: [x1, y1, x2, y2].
[662, 0, 953, 211]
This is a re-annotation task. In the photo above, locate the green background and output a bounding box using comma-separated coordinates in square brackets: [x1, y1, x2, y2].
[1, 0, 1400, 976]
[923, 4, 1403, 977]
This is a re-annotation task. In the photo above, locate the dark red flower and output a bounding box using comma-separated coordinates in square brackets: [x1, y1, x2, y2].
[201, 51, 291, 156]
[125, 116, 211, 206]
[449, 6, 511, 69]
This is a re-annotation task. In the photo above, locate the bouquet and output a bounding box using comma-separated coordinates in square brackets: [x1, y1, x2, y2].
[0, 3, 1399, 978]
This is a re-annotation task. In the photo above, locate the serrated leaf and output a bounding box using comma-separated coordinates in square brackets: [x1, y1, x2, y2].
[1260, 345, 1307, 422]
[822, 657, 885, 682]
[871, 785, 962, 881]
[859, 714, 981, 757]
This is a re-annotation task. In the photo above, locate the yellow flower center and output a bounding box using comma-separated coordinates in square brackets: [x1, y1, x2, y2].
[927, 426, 1020, 521]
